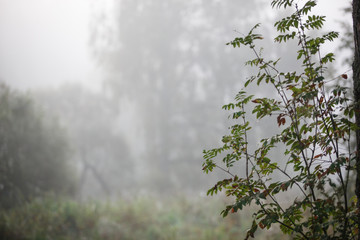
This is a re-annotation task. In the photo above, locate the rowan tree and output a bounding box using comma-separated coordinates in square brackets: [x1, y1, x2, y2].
[203, 1, 358, 238]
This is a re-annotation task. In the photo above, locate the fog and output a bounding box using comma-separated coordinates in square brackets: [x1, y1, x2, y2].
[0, 0, 348, 89]
[0, 0, 350, 194]
[0, 0, 353, 238]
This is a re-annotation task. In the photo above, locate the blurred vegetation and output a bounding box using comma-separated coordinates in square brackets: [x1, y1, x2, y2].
[0, 196, 287, 240]
[0, 84, 76, 209]
[90, 0, 274, 196]
[34, 84, 133, 200]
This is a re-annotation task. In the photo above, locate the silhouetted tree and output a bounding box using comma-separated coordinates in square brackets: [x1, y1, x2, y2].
[352, 0, 360, 236]
[35, 84, 133, 200]
[0, 84, 75, 208]
[91, 0, 273, 194]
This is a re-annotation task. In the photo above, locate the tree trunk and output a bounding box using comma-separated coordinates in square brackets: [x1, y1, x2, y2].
[353, 0, 360, 238]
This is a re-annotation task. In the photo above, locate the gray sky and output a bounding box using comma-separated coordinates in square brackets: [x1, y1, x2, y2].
[0, 0, 350, 91]
[0, 0, 101, 90]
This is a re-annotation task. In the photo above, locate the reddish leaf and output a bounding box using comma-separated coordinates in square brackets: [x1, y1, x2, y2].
[259, 221, 266, 229]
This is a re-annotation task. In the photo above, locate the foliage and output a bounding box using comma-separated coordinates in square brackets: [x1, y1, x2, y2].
[0, 84, 76, 209]
[0, 196, 286, 240]
[202, 0, 357, 239]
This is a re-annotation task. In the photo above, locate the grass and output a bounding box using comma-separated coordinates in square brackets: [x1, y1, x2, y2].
[0, 195, 286, 240]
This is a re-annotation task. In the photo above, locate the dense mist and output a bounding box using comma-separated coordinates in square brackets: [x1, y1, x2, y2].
[5, 0, 279, 200]
[0, 0, 352, 239]
[0, 0, 350, 201]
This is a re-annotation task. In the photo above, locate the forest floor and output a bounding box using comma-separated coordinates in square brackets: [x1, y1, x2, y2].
[0, 196, 287, 240]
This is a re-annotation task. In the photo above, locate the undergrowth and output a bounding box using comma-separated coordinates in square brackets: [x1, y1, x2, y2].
[0, 196, 287, 240]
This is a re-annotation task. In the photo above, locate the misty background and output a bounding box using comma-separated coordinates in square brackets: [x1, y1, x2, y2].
[0, 0, 351, 203]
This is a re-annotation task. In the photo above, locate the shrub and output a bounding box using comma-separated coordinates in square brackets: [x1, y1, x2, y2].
[203, 1, 356, 239]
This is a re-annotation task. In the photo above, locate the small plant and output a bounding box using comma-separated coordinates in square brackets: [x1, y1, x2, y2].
[202, 0, 357, 239]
